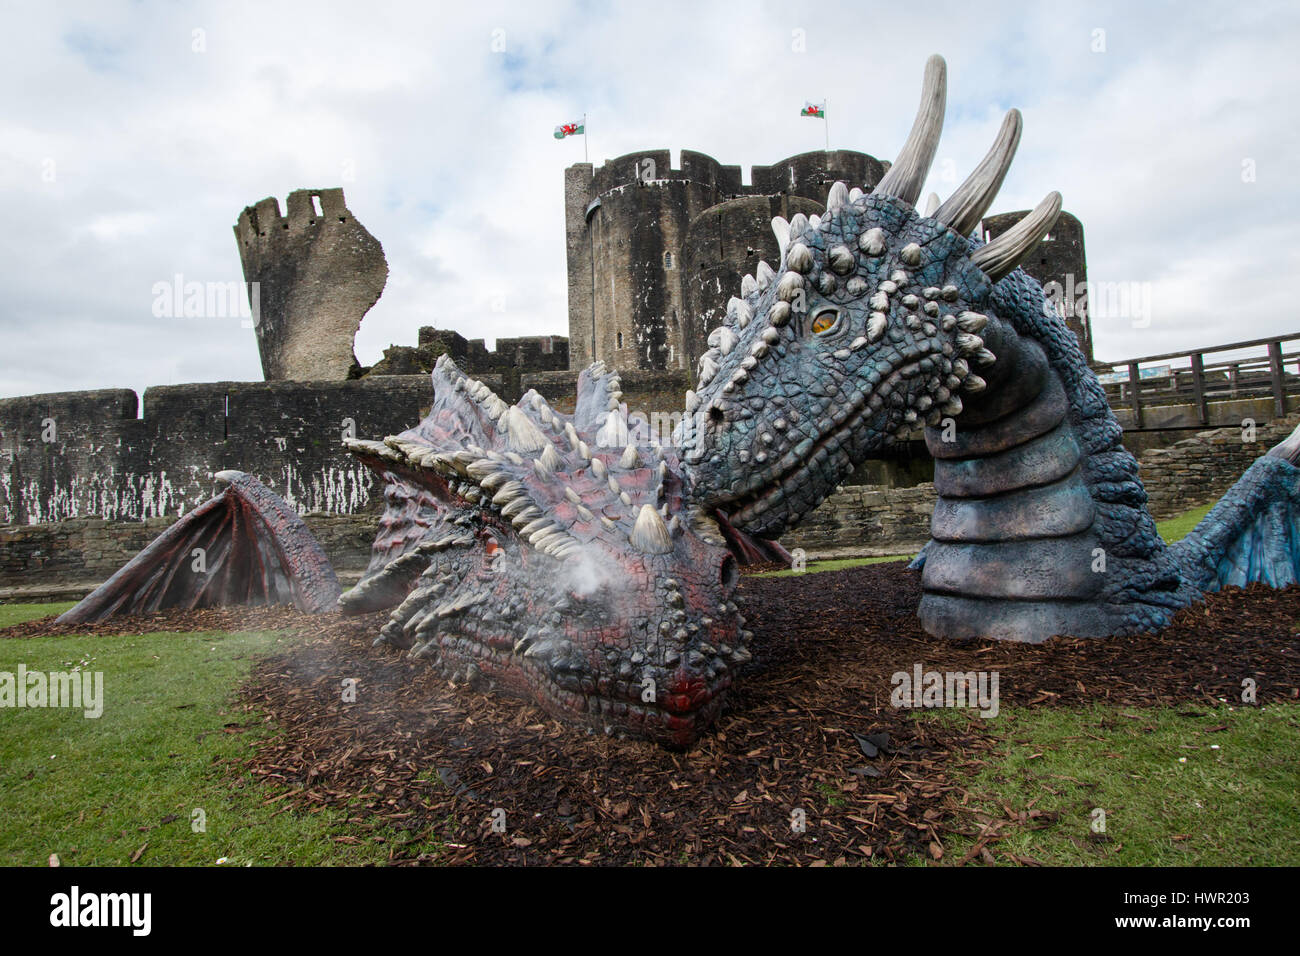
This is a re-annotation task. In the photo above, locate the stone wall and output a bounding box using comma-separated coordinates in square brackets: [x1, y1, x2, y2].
[0, 377, 438, 525]
[786, 484, 935, 557]
[1138, 415, 1300, 519]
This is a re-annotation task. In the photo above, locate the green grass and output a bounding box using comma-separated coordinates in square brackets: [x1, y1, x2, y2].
[1156, 502, 1214, 543]
[0, 624, 426, 866]
[0, 601, 76, 628]
[932, 703, 1300, 865]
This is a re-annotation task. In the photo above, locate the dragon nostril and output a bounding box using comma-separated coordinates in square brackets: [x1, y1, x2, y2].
[709, 405, 726, 425]
[720, 555, 738, 596]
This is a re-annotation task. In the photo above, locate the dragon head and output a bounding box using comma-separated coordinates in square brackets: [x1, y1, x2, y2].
[340, 356, 750, 749]
[679, 54, 1062, 538]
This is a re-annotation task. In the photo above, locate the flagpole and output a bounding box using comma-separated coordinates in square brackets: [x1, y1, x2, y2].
[583, 112, 588, 164]
[824, 97, 830, 151]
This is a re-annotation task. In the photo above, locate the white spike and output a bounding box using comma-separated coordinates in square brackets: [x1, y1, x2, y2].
[630, 503, 673, 554]
[771, 216, 791, 260]
[826, 181, 849, 212]
[868, 312, 889, 341]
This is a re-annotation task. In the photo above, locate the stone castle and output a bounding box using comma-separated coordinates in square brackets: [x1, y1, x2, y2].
[1, 146, 1089, 534]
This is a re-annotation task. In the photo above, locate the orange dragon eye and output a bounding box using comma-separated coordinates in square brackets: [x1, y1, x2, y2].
[811, 310, 838, 334]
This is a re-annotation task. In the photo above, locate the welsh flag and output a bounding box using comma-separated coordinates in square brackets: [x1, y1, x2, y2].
[554, 121, 585, 139]
[801, 101, 826, 118]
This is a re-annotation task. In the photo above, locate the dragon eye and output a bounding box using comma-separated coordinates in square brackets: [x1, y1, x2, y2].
[810, 309, 839, 335]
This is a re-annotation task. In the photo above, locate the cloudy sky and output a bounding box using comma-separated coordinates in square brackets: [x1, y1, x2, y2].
[2, 0, 1297, 402]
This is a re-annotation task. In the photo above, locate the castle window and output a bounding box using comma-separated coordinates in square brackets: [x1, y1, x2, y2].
[663, 251, 674, 270]
[617, 332, 624, 349]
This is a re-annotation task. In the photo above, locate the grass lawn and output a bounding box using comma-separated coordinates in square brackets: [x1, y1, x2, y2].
[928, 702, 1300, 865]
[0, 625, 408, 866]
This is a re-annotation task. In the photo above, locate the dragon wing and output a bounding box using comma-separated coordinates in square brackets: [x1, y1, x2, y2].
[56, 471, 340, 624]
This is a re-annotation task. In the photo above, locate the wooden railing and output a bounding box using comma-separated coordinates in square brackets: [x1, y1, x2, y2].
[1096, 333, 1300, 429]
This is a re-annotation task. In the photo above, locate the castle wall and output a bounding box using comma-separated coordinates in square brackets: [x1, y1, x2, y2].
[0, 377, 435, 526]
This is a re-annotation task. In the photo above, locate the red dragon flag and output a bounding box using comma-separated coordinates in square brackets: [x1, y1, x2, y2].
[554, 121, 585, 139]
[801, 101, 826, 118]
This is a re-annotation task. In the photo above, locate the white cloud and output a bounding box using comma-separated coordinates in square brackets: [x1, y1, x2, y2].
[1, 0, 1298, 402]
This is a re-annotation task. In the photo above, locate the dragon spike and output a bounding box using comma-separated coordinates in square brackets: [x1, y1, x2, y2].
[872, 54, 946, 205]
[825, 180, 849, 213]
[500, 406, 548, 454]
[789, 212, 809, 236]
[934, 108, 1023, 237]
[630, 503, 673, 554]
[970, 191, 1063, 282]
[756, 260, 776, 290]
[740, 274, 757, 297]
[923, 191, 940, 217]
[848, 186, 864, 203]
[772, 216, 791, 260]
[620, 443, 641, 470]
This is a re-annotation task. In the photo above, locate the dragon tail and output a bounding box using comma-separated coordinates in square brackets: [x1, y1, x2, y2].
[1172, 422, 1300, 593]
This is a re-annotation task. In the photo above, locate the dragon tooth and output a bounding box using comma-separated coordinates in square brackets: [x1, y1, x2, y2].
[564, 421, 581, 451]
[608, 475, 621, 495]
[619, 491, 633, 507]
[576, 504, 594, 522]
[600, 516, 617, 532]
[619, 444, 641, 469]
[532, 457, 552, 481]
[511, 506, 542, 527]
[492, 480, 525, 506]
[630, 503, 673, 554]
[479, 470, 509, 492]
[564, 486, 582, 505]
[578, 440, 591, 460]
[501, 495, 532, 518]
[590, 456, 608, 480]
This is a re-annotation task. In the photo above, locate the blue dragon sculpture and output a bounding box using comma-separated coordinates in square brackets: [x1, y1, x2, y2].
[681, 54, 1300, 643]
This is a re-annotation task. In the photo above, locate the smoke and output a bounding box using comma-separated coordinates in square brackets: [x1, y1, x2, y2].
[558, 544, 621, 598]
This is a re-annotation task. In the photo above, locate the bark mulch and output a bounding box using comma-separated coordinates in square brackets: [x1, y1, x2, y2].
[5, 562, 1297, 865]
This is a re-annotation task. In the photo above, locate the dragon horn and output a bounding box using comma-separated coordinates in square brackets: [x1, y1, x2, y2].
[934, 109, 1023, 237]
[771, 216, 791, 261]
[970, 191, 1062, 282]
[922, 191, 940, 217]
[872, 54, 946, 205]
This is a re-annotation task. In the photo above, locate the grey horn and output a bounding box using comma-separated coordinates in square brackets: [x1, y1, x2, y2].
[970, 191, 1063, 282]
[934, 109, 1023, 237]
[872, 54, 947, 205]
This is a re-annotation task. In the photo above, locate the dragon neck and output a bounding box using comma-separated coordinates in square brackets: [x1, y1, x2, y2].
[915, 285, 1187, 641]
